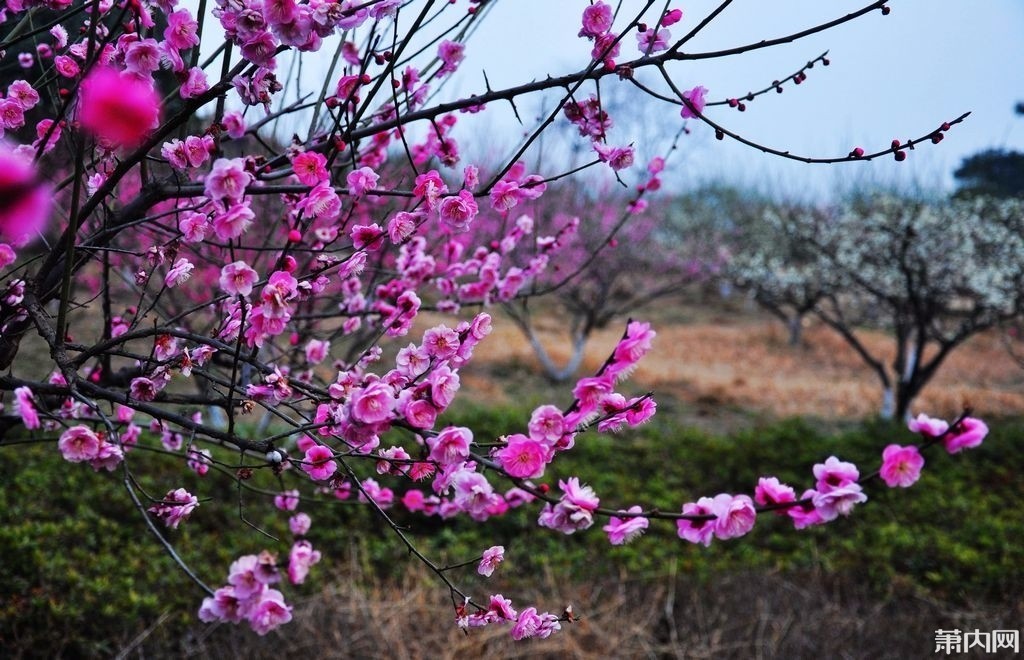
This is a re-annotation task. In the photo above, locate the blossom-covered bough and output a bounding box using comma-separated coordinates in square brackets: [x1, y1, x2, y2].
[0, 0, 991, 639]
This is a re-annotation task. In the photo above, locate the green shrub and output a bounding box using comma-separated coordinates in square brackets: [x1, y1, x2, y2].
[2, 411, 1021, 655]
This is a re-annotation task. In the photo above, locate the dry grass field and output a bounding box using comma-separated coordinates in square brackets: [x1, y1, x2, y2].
[455, 299, 1024, 424]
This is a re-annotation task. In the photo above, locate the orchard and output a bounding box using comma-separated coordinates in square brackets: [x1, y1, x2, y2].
[0, 0, 1009, 653]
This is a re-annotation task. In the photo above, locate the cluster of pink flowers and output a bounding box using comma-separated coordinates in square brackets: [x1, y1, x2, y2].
[909, 412, 989, 454]
[58, 425, 125, 472]
[676, 494, 756, 546]
[148, 488, 199, 529]
[198, 552, 293, 636]
[538, 477, 601, 534]
[455, 594, 562, 641]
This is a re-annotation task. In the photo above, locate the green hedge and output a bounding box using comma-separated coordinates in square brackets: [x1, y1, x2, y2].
[1, 411, 1021, 656]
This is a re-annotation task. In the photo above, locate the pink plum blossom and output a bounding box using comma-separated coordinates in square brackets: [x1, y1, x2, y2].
[297, 182, 341, 220]
[274, 489, 300, 511]
[212, 203, 254, 241]
[711, 493, 756, 540]
[287, 540, 321, 584]
[148, 488, 200, 529]
[579, 2, 613, 38]
[346, 166, 379, 196]
[0, 144, 51, 245]
[228, 553, 280, 600]
[305, 339, 330, 364]
[528, 405, 565, 444]
[78, 67, 161, 147]
[812, 483, 867, 521]
[205, 159, 252, 205]
[164, 258, 194, 287]
[477, 545, 505, 577]
[222, 111, 246, 138]
[603, 505, 649, 545]
[679, 85, 708, 119]
[180, 67, 210, 98]
[359, 477, 395, 508]
[301, 444, 337, 481]
[511, 607, 561, 640]
[908, 413, 949, 438]
[413, 170, 448, 209]
[187, 448, 212, 476]
[813, 455, 860, 492]
[289, 512, 311, 536]
[438, 190, 479, 231]
[944, 417, 988, 454]
[676, 497, 715, 546]
[247, 589, 293, 635]
[13, 386, 40, 429]
[220, 261, 259, 296]
[754, 476, 796, 512]
[880, 444, 924, 488]
[437, 40, 465, 75]
[292, 151, 328, 186]
[423, 325, 459, 360]
[198, 586, 245, 624]
[166, 9, 201, 50]
[636, 27, 670, 53]
[661, 8, 684, 26]
[787, 491, 825, 529]
[494, 434, 549, 479]
[538, 477, 599, 534]
[403, 399, 438, 429]
[349, 381, 395, 424]
[593, 142, 635, 171]
[58, 425, 101, 462]
[427, 426, 472, 465]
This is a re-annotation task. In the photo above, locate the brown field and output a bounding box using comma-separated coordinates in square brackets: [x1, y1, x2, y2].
[454, 299, 1024, 424]
[172, 567, 1015, 660]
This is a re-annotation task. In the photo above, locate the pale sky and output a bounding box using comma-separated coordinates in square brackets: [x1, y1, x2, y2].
[449, 0, 1024, 199]
[190, 0, 1024, 200]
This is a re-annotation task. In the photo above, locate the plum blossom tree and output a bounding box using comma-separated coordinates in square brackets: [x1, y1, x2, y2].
[0, 0, 990, 640]
[471, 178, 730, 382]
[732, 196, 1024, 418]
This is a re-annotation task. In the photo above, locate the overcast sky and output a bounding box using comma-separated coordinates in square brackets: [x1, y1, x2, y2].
[446, 0, 1024, 200]
[190, 0, 1024, 201]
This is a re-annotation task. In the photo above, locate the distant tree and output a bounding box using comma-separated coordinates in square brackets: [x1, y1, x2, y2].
[734, 197, 1024, 419]
[727, 202, 826, 347]
[489, 182, 729, 382]
[953, 149, 1024, 200]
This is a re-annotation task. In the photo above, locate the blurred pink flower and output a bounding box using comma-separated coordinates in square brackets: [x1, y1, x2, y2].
[0, 144, 50, 245]
[78, 67, 161, 147]
[944, 417, 988, 454]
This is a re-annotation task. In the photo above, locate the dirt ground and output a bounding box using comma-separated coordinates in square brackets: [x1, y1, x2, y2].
[453, 298, 1024, 425]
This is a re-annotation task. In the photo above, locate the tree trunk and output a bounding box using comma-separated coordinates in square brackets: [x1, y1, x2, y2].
[881, 387, 895, 420]
[524, 326, 588, 382]
[787, 314, 803, 347]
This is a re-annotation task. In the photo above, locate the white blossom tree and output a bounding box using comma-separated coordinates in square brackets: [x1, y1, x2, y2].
[733, 196, 1024, 418]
